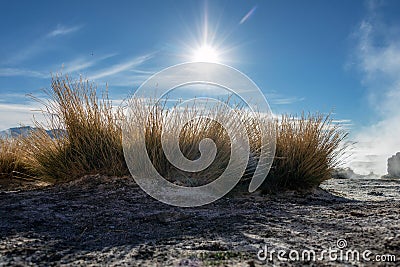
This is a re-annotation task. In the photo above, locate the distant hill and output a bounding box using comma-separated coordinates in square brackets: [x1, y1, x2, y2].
[0, 126, 65, 139]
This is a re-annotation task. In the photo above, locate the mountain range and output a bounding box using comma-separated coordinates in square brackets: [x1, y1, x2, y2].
[0, 126, 64, 139]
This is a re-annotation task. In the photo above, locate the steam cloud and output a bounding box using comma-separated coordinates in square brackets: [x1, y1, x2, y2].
[349, 5, 400, 175]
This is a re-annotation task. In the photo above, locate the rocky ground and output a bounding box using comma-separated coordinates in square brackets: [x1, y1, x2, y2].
[0, 175, 399, 266]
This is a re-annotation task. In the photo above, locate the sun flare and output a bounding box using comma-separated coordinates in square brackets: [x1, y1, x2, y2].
[192, 45, 220, 63]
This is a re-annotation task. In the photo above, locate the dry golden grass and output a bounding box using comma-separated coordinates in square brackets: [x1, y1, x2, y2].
[0, 137, 33, 180]
[262, 113, 348, 192]
[125, 98, 262, 186]
[23, 76, 128, 182]
[0, 75, 348, 193]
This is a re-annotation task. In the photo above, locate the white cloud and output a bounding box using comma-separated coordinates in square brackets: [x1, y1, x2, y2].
[239, 6, 257, 25]
[0, 103, 45, 131]
[55, 53, 117, 74]
[0, 53, 118, 79]
[89, 54, 154, 80]
[94, 73, 150, 87]
[270, 96, 305, 105]
[2, 24, 82, 65]
[47, 25, 83, 38]
[348, 5, 400, 175]
[264, 91, 305, 105]
[0, 67, 49, 78]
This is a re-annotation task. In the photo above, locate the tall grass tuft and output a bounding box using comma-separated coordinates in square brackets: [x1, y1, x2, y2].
[261, 113, 348, 193]
[125, 99, 259, 186]
[24, 75, 128, 182]
[0, 137, 33, 180]
[5, 75, 348, 193]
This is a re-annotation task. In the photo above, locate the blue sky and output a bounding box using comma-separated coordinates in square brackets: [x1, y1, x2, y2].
[1, 0, 400, 174]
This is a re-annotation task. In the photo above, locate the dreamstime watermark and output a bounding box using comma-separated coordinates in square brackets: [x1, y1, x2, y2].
[122, 62, 276, 207]
[257, 239, 397, 263]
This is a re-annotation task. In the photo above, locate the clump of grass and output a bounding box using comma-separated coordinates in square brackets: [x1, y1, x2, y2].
[125, 98, 260, 186]
[0, 137, 33, 180]
[262, 113, 348, 193]
[24, 75, 128, 182]
[13, 75, 347, 193]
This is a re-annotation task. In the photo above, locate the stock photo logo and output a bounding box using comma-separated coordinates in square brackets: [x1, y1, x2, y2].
[257, 239, 397, 263]
[122, 62, 276, 207]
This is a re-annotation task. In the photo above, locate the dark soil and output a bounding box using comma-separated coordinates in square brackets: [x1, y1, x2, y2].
[0, 175, 399, 266]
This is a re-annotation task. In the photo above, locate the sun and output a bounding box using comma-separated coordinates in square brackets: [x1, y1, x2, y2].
[192, 44, 220, 63]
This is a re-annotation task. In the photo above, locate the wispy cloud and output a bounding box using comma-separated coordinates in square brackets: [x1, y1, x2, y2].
[3, 40, 44, 65]
[58, 53, 117, 74]
[348, 2, 400, 175]
[89, 54, 154, 80]
[0, 67, 49, 78]
[332, 119, 353, 130]
[2, 24, 83, 65]
[0, 53, 118, 79]
[46, 24, 83, 38]
[0, 102, 44, 131]
[94, 73, 151, 87]
[239, 6, 257, 25]
[265, 91, 305, 105]
[270, 96, 305, 105]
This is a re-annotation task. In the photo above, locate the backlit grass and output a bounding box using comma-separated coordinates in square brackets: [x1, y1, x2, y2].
[0, 75, 348, 192]
[262, 113, 348, 192]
